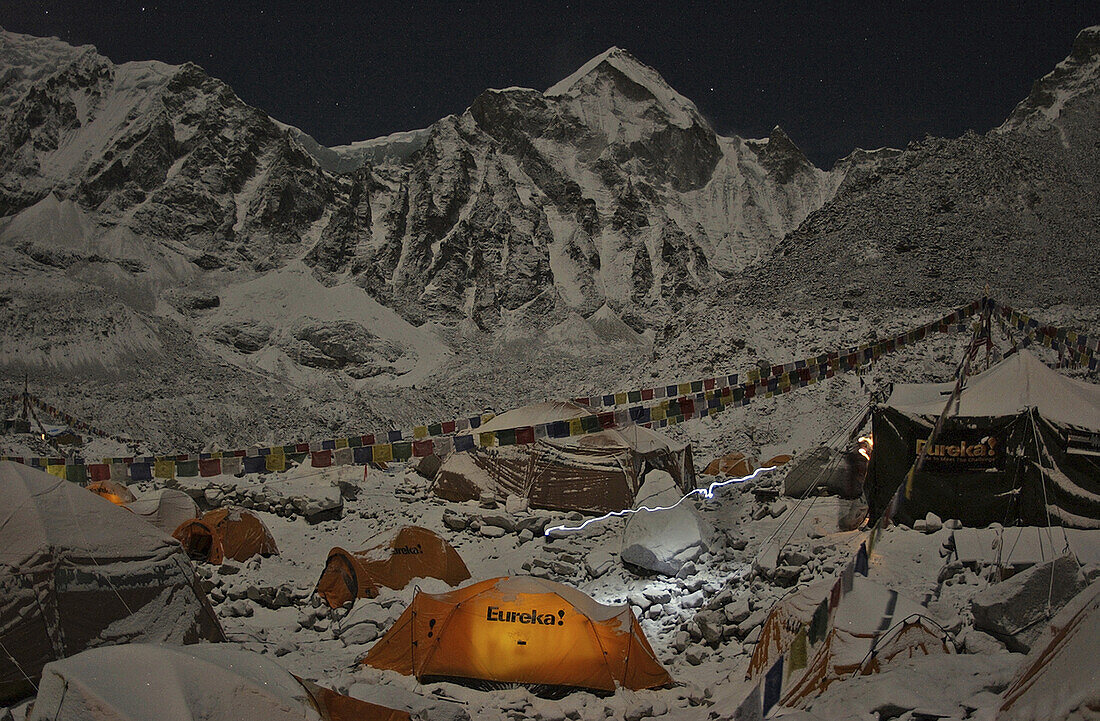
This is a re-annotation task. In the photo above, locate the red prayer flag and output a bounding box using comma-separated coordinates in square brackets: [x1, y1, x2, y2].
[88, 463, 111, 482]
[311, 450, 333, 468]
[515, 426, 535, 444]
[641, 388, 654, 401]
[442, 420, 456, 434]
[412, 439, 434, 457]
[704, 378, 715, 390]
[199, 458, 221, 477]
[295, 443, 310, 453]
[598, 412, 615, 429]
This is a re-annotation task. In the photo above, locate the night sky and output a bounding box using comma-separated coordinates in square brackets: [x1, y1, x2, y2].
[1, 2, 1095, 167]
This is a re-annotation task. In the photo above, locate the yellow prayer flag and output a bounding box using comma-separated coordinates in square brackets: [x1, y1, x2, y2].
[154, 459, 175, 479]
[335, 437, 349, 449]
[568, 418, 584, 436]
[265, 453, 286, 472]
[413, 425, 429, 439]
[372, 443, 393, 464]
[677, 382, 691, 396]
[47, 464, 67, 479]
[651, 406, 666, 421]
[614, 392, 628, 405]
[479, 431, 496, 447]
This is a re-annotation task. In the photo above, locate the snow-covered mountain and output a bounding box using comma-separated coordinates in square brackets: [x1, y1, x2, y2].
[2, 26, 1097, 449]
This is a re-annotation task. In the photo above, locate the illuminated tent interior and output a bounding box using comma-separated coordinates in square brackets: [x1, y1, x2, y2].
[702, 451, 755, 477]
[361, 576, 672, 695]
[85, 479, 136, 505]
[173, 507, 279, 564]
[0, 461, 225, 704]
[315, 525, 471, 608]
[433, 422, 696, 516]
[27, 643, 411, 721]
[866, 350, 1100, 528]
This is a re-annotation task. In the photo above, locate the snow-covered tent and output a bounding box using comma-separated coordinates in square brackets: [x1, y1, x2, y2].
[315, 525, 471, 608]
[362, 576, 672, 694]
[866, 351, 1100, 528]
[0, 461, 225, 703]
[172, 507, 279, 564]
[27, 643, 411, 721]
[747, 576, 949, 711]
[434, 405, 696, 515]
[997, 579, 1100, 720]
[129, 488, 199, 535]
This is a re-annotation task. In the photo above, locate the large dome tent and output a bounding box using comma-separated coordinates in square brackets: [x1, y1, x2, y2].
[0, 461, 224, 703]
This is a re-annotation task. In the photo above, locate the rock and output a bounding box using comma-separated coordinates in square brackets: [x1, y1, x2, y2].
[769, 501, 788, 518]
[624, 698, 654, 721]
[217, 562, 240, 575]
[742, 625, 762, 645]
[204, 488, 223, 505]
[274, 640, 295, 657]
[479, 525, 507, 538]
[914, 519, 929, 532]
[693, 610, 725, 646]
[518, 528, 535, 543]
[944, 519, 963, 529]
[442, 512, 468, 531]
[723, 598, 751, 625]
[478, 492, 499, 509]
[481, 515, 517, 533]
[620, 470, 717, 577]
[924, 512, 943, 532]
[628, 592, 652, 611]
[671, 630, 691, 652]
[549, 560, 578, 576]
[680, 590, 706, 609]
[752, 505, 770, 521]
[646, 605, 664, 620]
[773, 565, 803, 587]
[505, 495, 528, 514]
[961, 628, 1006, 655]
[226, 600, 253, 618]
[970, 554, 1085, 652]
[737, 608, 767, 638]
[340, 621, 380, 646]
[781, 550, 812, 566]
[675, 561, 697, 579]
[585, 549, 615, 579]
[685, 645, 709, 665]
[644, 588, 672, 605]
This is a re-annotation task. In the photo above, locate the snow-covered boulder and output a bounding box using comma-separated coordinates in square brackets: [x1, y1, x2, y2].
[620, 470, 717, 576]
[970, 554, 1085, 651]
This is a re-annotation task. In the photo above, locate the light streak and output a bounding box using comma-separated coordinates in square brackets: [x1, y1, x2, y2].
[544, 466, 778, 536]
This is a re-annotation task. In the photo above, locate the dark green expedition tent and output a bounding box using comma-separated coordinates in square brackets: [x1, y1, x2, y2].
[866, 350, 1100, 529]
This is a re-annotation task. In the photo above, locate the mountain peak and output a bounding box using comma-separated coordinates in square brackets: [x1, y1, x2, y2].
[1001, 25, 1100, 134]
[544, 46, 703, 128]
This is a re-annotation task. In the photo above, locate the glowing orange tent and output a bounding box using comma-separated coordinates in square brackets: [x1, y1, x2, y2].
[362, 577, 672, 693]
[315, 526, 471, 608]
[702, 452, 756, 477]
[173, 507, 278, 564]
[85, 480, 137, 506]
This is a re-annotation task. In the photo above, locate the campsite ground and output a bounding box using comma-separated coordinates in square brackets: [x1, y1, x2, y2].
[4, 307, 1100, 720]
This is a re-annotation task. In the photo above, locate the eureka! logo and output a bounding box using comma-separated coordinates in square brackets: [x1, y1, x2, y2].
[486, 606, 565, 626]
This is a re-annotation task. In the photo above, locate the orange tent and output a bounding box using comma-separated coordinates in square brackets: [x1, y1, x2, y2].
[702, 452, 756, 477]
[762, 454, 793, 468]
[362, 577, 672, 693]
[173, 507, 278, 564]
[315, 526, 471, 608]
[85, 480, 137, 506]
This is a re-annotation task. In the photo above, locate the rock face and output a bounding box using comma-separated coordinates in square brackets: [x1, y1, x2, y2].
[970, 554, 1086, 652]
[620, 470, 717, 576]
[737, 25, 1100, 309]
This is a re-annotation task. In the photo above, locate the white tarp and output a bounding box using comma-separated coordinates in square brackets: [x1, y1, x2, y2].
[886, 350, 1100, 429]
[952, 527, 1100, 568]
[28, 644, 321, 721]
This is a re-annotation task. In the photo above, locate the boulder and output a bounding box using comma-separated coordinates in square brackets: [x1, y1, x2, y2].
[970, 554, 1085, 652]
[620, 470, 717, 577]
